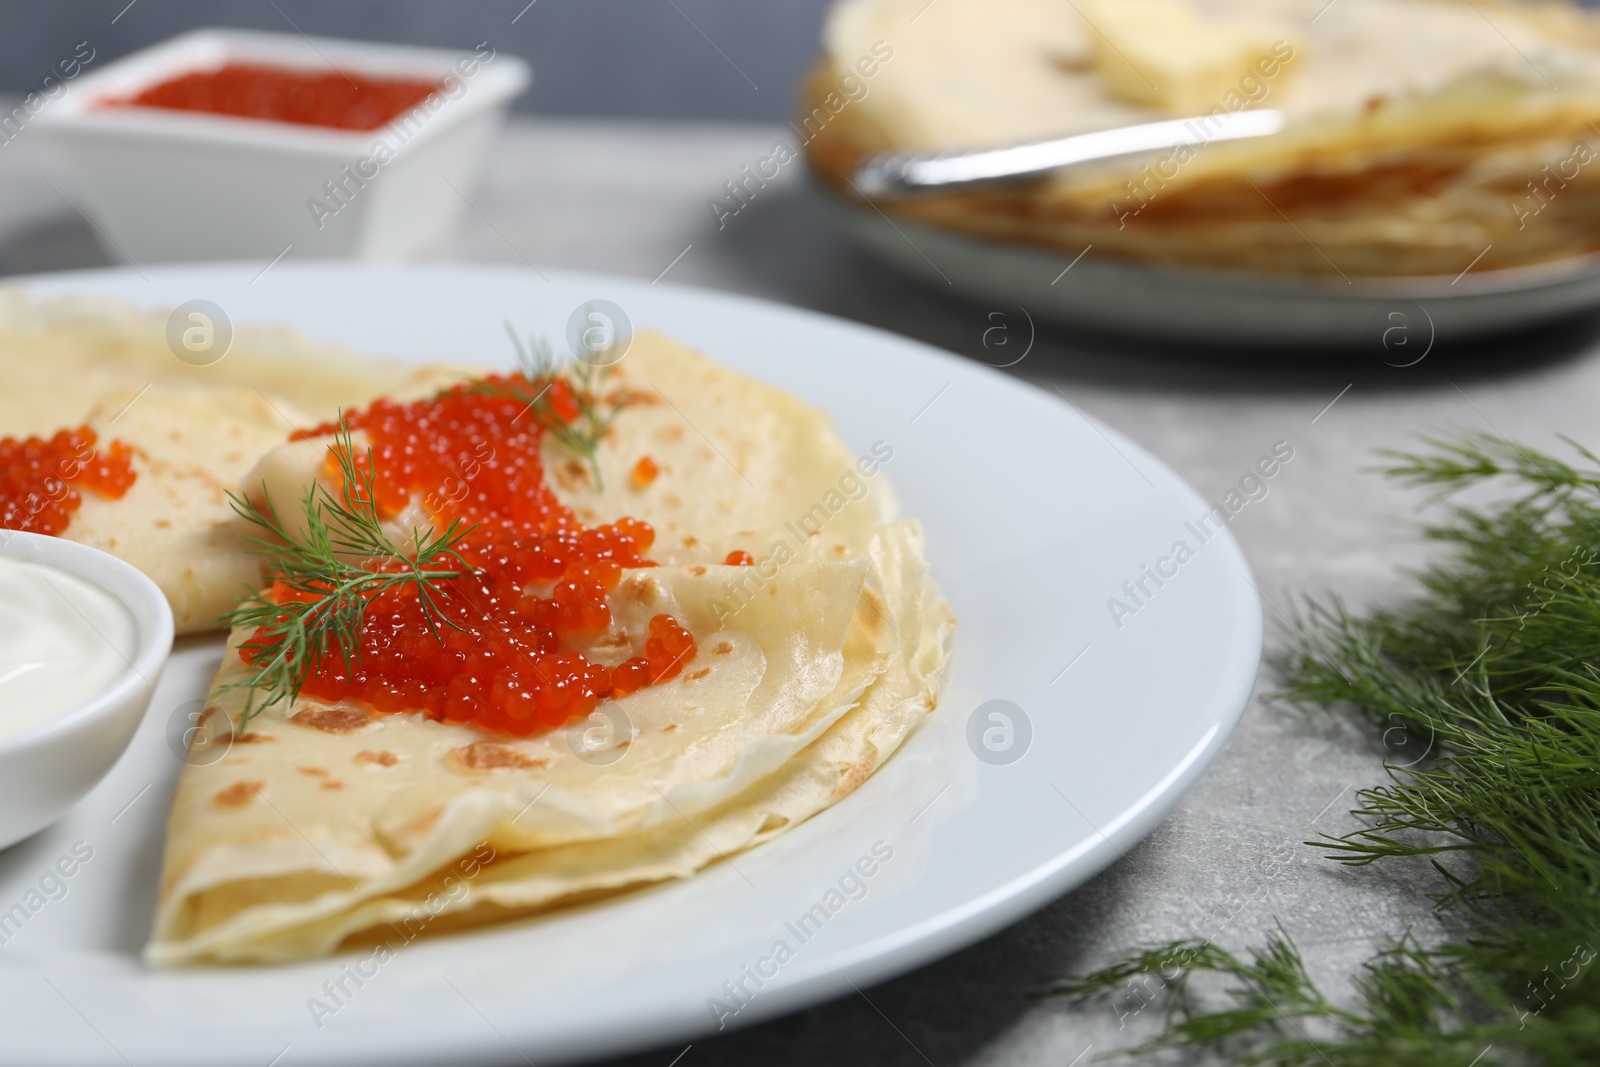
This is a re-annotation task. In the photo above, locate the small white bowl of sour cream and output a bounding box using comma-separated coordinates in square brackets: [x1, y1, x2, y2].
[0, 531, 172, 850]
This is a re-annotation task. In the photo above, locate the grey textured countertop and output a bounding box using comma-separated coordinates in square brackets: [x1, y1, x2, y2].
[5, 117, 1596, 1067]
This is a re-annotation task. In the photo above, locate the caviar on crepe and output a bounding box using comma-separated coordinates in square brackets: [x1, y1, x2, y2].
[630, 455, 660, 491]
[256, 373, 697, 737]
[0, 426, 136, 535]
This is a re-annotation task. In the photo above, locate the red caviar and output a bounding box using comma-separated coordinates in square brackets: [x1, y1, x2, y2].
[275, 376, 697, 736]
[725, 550, 755, 566]
[630, 455, 660, 491]
[0, 426, 136, 535]
[109, 62, 442, 132]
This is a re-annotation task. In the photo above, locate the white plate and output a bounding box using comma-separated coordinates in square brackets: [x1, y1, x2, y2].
[820, 189, 1600, 347]
[0, 264, 1260, 1066]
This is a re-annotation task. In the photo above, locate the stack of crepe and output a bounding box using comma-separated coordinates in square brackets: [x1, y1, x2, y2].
[128, 331, 954, 965]
[806, 0, 1600, 276]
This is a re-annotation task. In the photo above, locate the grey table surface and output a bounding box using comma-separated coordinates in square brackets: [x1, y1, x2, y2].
[4, 116, 1596, 1067]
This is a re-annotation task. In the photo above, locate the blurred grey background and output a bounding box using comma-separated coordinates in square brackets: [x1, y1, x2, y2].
[0, 0, 830, 122]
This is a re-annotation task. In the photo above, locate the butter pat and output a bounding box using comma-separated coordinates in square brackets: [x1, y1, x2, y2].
[1079, 0, 1299, 114]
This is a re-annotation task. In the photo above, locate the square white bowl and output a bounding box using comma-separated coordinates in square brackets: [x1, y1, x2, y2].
[33, 29, 530, 263]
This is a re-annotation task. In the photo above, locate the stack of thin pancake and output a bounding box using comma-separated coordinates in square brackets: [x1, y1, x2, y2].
[102, 327, 950, 966]
[805, 0, 1600, 276]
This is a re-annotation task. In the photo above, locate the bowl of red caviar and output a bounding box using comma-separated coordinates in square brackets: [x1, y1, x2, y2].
[33, 29, 528, 263]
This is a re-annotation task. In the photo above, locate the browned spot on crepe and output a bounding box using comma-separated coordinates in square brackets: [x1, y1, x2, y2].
[291, 706, 373, 734]
[212, 781, 263, 808]
[712, 641, 733, 655]
[296, 766, 328, 777]
[591, 630, 631, 653]
[618, 575, 662, 608]
[857, 587, 888, 639]
[355, 749, 399, 767]
[395, 807, 443, 840]
[233, 732, 275, 744]
[686, 668, 711, 681]
[451, 742, 548, 772]
[834, 757, 876, 799]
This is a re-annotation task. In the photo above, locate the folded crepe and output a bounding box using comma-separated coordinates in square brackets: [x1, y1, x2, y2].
[0, 292, 465, 633]
[148, 333, 954, 965]
[806, 0, 1600, 276]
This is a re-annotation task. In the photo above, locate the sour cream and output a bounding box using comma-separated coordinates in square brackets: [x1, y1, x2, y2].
[0, 556, 138, 741]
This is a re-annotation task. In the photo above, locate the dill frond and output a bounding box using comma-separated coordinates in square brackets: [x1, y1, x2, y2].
[217, 420, 474, 731]
[494, 322, 631, 489]
[1061, 431, 1600, 1066]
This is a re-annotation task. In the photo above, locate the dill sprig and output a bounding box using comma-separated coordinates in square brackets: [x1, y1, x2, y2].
[492, 323, 631, 489]
[1059, 429, 1600, 1066]
[217, 421, 474, 731]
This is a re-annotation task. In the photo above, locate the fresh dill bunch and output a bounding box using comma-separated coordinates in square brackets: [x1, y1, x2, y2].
[496, 321, 630, 489]
[1058, 430, 1600, 1067]
[217, 421, 473, 731]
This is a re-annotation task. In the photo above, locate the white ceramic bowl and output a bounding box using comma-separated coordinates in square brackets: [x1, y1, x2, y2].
[33, 29, 529, 262]
[0, 532, 172, 850]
